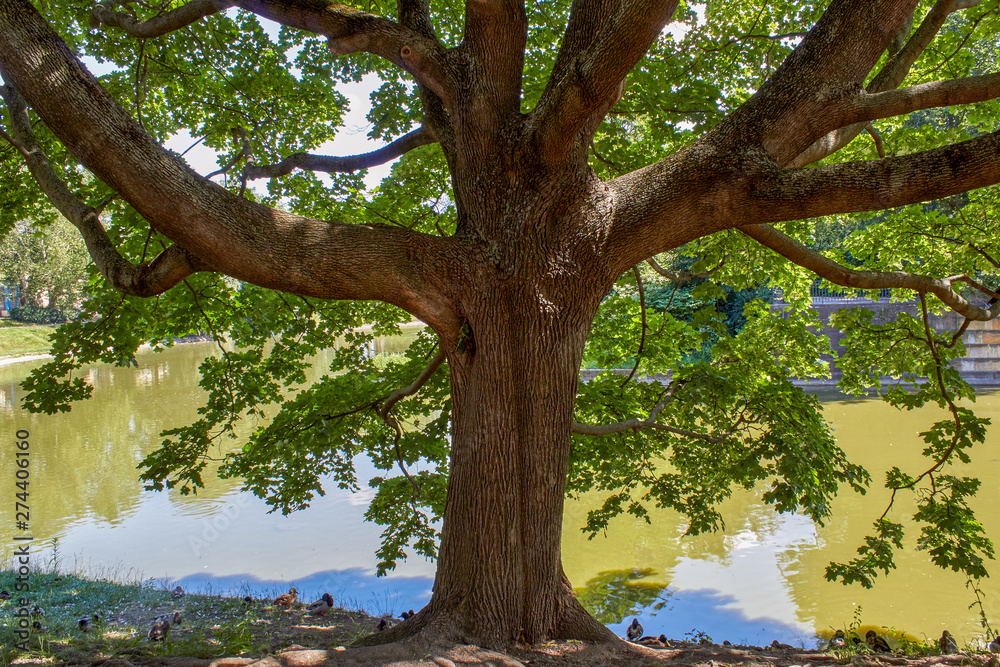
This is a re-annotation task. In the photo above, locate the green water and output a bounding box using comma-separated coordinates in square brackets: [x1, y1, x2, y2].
[1, 337, 998, 647]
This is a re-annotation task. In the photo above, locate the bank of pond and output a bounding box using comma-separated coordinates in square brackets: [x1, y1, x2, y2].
[2, 339, 1000, 649]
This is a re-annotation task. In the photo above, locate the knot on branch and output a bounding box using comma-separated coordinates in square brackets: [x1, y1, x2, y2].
[88, 3, 117, 29]
[398, 44, 454, 110]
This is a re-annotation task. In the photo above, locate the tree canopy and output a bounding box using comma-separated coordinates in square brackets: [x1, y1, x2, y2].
[2, 0, 1000, 650]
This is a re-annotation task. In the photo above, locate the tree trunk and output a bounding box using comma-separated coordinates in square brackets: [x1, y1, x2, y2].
[416, 277, 617, 646]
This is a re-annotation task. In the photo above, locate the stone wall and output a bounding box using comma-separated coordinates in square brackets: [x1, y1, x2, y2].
[794, 301, 1000, 387]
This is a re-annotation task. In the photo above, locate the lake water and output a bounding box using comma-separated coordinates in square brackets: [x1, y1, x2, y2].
[2, 339, 999, 648]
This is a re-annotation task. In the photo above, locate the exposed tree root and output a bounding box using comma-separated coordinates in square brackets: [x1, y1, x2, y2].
[551, 587, 619, 643]
[354, 582, 617, 650]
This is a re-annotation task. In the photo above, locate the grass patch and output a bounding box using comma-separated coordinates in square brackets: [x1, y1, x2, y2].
[371, 352, 407, 370]
[0, 322, 57, 358]
[0, 567, 382, 667]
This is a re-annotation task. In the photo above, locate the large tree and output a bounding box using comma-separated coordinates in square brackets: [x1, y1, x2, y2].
[0, 216, 90, 312]
[2, 0, 1000, 651]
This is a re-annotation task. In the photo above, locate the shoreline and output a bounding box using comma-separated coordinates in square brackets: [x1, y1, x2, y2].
[0, 333, 220, 369]
[0, 352, 53, 368]
[0, 325, 428, 369]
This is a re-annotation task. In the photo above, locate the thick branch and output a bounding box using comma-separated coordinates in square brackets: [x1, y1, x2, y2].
[462, 0, 527, 118]
[88, 0, 233, 36]
[788, 0, 981, 168]
[394, 0, 456, 168]
[742, 224, 1000, 321]
[781, 71, 1000, 166]
[232, 0, 457, 109]
[0, 83, 210, 297]
[745, 131, 1000, 229]
[608, 0, 1000, 283]
[398, 0, 436, 39]
[91, 0, 457, 104]
[244, 126, 434, 180]
[840, 72, 1000, 128]
[715, 0, 919, 163]
[0, 0, 461, 331]
[89, 0, 458, 110]
[531, 0, 680, 165]
[607, 127, 1000, 276]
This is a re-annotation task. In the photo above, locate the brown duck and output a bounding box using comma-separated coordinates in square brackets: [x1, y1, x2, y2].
[866, 631, 890, 653]
[274, 587, 298, 608]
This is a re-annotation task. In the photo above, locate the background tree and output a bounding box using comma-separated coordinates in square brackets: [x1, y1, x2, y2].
[2, 0, 1000, 652]
[0, 216, 90, 314]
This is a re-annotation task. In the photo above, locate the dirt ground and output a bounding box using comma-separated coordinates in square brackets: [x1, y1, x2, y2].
[214, 638, 999, 667]
[15, 639, 998, 667]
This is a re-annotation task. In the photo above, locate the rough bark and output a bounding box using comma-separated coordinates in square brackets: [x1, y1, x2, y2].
[431, 292, 613, 645]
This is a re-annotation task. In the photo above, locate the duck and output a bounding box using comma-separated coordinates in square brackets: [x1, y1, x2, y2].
[771, 640, 795, 651]
[78, 617, 92, 632]
[274, 587, 298, 608]
[155, 611, 182, 626]
[31, 620, 45, 634]
[636, 634, 670, 648]
[399, 609, 415, 620]
[148, 618, 170, 642]
[939, 630, 958, 654]
[375, 618, 388, 632]
[306, 593, 334, 617]
[866, 630, 890, 653]
[827, 630, 847, 649]
[626, 618, 643, 641]
[171, 585, 185, 600]
[31, 605, 44, 617]
[0, 590, 11, 600]
[990, 635, 1000, 653]
[243, 596, 254, 605]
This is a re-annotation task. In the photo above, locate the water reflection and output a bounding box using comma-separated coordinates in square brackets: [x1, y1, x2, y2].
[0, 340, 435, 610]
[565, 392, 1000, 647]
[575, 568, 671, 624]
[2, 341, 999, 646]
